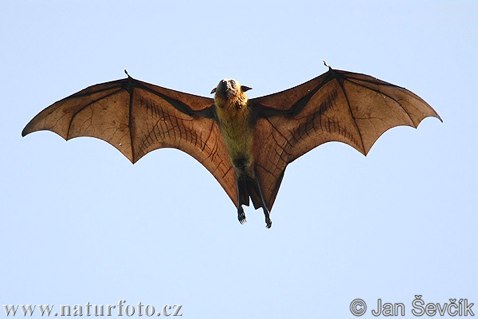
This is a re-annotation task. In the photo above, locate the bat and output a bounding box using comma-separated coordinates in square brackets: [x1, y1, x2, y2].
[22, 65, 441, 228]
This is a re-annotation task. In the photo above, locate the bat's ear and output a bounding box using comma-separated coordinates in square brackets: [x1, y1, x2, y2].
[210, 87, 217, 94]
[241, 85, 252, 92]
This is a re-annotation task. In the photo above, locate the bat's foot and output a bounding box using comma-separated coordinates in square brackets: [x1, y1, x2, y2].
[237, 206, 247, 224]
[263, 209, 272, 229]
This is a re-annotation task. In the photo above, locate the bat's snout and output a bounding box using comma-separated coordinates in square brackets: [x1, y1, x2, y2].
[211, 79, 252, 97]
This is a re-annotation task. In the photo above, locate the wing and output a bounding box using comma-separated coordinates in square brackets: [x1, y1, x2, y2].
[22, 74, 238, 205]
[249, 67, 442, 210]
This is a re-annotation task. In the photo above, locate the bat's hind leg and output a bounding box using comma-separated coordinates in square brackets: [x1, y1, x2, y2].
[251, 178, 272, 228]
[263, 207, 272, 229]
[254, 179, 272, 229]
[236, 177, 247, 225]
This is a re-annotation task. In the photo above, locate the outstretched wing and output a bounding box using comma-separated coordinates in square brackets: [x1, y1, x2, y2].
[22, 74, 238, 205]
[249, 67, 442, 210]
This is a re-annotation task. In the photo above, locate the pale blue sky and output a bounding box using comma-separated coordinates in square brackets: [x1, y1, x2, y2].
[1, 1, 476, 318]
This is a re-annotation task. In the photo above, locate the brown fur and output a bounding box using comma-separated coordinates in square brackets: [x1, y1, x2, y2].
[214, 81, 254, 177]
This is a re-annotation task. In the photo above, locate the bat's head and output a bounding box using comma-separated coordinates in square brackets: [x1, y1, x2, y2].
[211, 79, 252, 102]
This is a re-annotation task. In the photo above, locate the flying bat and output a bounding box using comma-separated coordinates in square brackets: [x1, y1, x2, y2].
[22, 66, 441, 228]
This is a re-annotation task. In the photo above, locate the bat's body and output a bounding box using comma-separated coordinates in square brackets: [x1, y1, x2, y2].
[212, 79, 271, 226]
[23, 67, 441, 228]
[213, 79, 254, 172]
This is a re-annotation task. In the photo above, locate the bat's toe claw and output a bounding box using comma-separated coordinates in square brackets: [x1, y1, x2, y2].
[237, 206, 246, 225]
[263, 209, 272, 228]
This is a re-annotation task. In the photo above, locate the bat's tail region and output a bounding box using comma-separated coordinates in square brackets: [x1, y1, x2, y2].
[236, 175, 272, 228]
